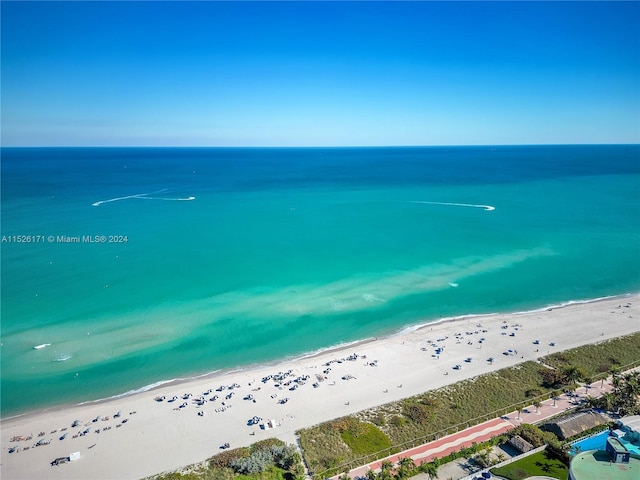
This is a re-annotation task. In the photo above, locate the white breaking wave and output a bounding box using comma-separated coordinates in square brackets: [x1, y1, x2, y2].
[92, 190, 195, 206]
[410, 201, 495, 211]
[107, 379, 180, 398]
[75, 371, 224, 406]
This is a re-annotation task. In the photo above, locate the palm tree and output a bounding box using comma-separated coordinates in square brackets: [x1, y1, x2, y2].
[395, 457, 415, 479]
[563, 365, 585, 386]
[584, 395, 599, 409]
[599, 392, 615, 412]
[533, 400, 542, 413]
[419, 461, 439, 480]
[583, 376, 593, 395]
[378, 460, 394, 480]
[365, 468, 377, 480]
[617, 371, 640, 414]
[474, 448, 492, 468]
[610, 366, 621, 388]
[623, 371, 640, 394]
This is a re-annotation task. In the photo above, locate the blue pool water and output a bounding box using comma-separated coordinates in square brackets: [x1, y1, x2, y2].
[571, 431, 640, 456]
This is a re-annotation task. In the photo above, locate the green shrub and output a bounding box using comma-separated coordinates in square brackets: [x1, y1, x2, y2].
[230, 445, 300, 475]
[340, 422, 392, 456]
[331, 417, 369, 437]
[402, 402, 433, 424]
[209, 447, 251, 469]
[512, 423, 558, 448]
[371, 413, 386, 426]
[389, 415, 405, 427]
[250, 438, 285, 452]
[149, 474, 200, 480]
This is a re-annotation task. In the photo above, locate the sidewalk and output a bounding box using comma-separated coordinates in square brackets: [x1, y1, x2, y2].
[502, 377, 613, 427]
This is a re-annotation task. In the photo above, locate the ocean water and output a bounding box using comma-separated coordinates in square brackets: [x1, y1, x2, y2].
[1, 145, 639, 417]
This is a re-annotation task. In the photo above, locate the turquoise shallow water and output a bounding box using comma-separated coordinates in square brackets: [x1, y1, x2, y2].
[1, 145, 639, 416]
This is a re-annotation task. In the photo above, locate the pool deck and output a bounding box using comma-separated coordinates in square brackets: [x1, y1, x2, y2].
[570, 450, 640, 480]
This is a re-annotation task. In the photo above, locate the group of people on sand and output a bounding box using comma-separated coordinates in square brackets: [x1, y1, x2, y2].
[6, 411, 134, 455]
[155, 385, 240, 413]
[421, 320, 561, 372]
[151, 352, 373, 424]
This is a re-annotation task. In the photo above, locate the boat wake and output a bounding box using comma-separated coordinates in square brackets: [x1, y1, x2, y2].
[92, 190, 195, 207]
[138, 196, 195, 202]
[410, 201, 495, 211]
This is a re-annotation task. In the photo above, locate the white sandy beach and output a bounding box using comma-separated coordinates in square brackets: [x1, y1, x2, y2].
[1, 294, 638, 480]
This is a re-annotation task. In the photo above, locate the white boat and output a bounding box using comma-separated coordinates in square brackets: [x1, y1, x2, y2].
[33, 344, 51, 350]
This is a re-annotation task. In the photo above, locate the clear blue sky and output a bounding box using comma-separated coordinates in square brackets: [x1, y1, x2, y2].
[1, 1, 639, 146]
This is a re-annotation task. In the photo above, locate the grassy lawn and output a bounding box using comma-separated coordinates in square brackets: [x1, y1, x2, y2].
[490, 451, 568, 480]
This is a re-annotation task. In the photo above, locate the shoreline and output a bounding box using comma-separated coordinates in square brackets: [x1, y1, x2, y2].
[2, 291, 636, 422]
[2, 293, 639, 480]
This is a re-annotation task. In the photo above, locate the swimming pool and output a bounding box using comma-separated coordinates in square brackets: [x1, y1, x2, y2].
[571, 430, 640, 456]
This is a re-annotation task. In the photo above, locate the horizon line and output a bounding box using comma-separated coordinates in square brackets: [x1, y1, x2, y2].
[2, 143, 638, 149]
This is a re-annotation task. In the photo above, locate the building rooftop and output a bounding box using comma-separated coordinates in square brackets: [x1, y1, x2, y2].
[570, 450, 639, 480]
[543, 410, 607, 440]
[618, 415, 640, 434]
[607, 437, 628, 454]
